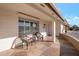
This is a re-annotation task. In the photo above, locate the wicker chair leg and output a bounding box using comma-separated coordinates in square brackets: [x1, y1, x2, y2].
[22, 42, 24, 48]
[31, 41, 33, 46]
[41, 37, 43, 41]
[26, 42, 28, 49]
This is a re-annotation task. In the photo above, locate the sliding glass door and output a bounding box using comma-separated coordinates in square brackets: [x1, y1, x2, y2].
[18, 18, 39, 37]
[30, 22, 38, 34]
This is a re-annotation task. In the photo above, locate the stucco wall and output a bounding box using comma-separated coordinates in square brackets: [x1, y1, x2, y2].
[48, 22, 52, 35]
[56, 20, 61, 36]
[0, 9, 18, 52]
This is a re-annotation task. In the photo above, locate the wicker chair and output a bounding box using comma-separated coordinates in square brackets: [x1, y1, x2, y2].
[20, 34, 37, 49]
[20, 34, 28, 49]
[34, 32, 43, 41]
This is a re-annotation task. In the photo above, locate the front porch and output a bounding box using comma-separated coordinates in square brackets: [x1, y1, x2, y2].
[0, 3, 63, 55]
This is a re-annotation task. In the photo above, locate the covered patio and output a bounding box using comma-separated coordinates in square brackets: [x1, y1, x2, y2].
[0, 3, 65, 56]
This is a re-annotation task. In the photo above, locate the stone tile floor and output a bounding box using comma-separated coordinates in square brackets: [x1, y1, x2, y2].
[0, 36, 79, 56]
[0, 40, 60, 56]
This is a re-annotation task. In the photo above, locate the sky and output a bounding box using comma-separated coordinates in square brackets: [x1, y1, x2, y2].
[55, 3, 79, 27]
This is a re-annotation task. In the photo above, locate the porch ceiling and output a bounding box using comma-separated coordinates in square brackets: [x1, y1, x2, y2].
[0, 3, 56, 22]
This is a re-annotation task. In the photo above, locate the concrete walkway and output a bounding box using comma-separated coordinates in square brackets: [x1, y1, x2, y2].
[59, 37, 79, 56]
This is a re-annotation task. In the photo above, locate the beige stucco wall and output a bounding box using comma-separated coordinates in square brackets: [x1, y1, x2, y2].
[56, 20, 61, 36]
[47, 22, 52, 35]
[0, 9, 18, 39]
[0, 9, 18, 52]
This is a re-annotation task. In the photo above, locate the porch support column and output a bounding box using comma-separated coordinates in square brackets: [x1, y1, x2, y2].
[52, 20, 56, 42]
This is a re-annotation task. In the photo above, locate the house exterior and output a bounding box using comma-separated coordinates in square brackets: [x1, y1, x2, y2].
[0, 3, 66, 52]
